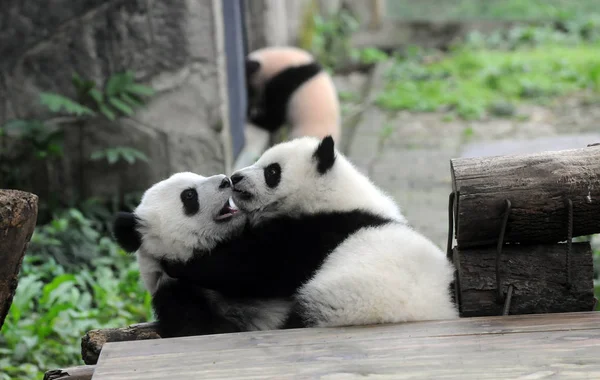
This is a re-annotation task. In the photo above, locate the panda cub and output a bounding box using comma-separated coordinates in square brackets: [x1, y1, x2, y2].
[234, 46, 341, 171]
[112, 172, 292, 338]
[165, 136, 458, 328]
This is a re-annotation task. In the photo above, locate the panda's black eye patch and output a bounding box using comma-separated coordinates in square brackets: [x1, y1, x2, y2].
[264, 163, 281, 188]
[180, 188, 199, 216]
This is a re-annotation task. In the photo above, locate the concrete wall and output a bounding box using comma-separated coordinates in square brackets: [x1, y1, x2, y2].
[0, 0, 230, 203]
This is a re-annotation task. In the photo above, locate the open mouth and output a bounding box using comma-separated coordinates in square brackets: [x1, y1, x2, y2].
[215, 197, 240, 221]
[233, 188, 253, 200]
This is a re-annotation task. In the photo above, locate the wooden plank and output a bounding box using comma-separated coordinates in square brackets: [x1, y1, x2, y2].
[455, 243, 595, 317]
[82, 311, 600, 365]
[92, 312, 600, 380]
[0, 189, 39, 330]
[450, 145, 600, 247]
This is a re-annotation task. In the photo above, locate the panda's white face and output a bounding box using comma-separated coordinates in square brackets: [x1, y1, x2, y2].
[230, 136, 406, 225]
[134, 172, 246, 261]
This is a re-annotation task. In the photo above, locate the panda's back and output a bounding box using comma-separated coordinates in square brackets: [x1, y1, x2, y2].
[294, 223, 459, 327]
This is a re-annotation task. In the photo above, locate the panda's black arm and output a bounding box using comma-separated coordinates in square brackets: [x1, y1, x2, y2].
[161, 211, 388, 299]
[160, 236, 301, 298]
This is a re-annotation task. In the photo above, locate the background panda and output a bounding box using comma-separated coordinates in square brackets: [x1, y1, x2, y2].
[165, 137, 458, 329]
[234, 46, 341, 171]
[112, 172, 292, 338]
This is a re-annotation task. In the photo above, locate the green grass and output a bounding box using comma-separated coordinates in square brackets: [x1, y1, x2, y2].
[387, 0, 600, 21]
[376, 43, 600, 119]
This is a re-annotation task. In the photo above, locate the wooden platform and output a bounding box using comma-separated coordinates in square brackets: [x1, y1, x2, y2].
[92, 312, 600, 379]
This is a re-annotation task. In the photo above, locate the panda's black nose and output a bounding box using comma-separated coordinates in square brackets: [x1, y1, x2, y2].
[231, 173, 244, 185]
[219, 177, 231, 189]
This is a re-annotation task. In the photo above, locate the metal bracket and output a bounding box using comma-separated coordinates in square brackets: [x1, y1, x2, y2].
[565, 198, 573, 289]
[503, 284, 514, 316]
[495, 199, 512, 304]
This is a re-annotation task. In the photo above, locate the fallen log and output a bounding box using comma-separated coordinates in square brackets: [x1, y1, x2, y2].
[450, 145, 600, 247]
[81, 322, 160, 365]
[453, 242, 595, 318]
[43, 365, 95, 380]
[0, 189, 39, 330]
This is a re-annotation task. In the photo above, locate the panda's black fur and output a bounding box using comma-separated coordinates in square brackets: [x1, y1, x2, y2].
[246, 61, 322, 133]
[161, 209, 393, 298]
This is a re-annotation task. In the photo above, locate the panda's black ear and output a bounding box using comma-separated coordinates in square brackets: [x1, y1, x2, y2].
[313, 135, 336, 174]
[113, 212, 142, 253]
[245, 59, 260, 78]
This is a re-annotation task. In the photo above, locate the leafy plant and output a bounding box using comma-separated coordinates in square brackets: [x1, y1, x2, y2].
[90, 146, 149, 165]
[377, 42, 600, 119]
[1, 119, 64, 159]
[0, 252, 152, 380]
[309, 8, 360, 71]
[352, 47, 389, 65]
[40, 93, 95, 117]
[70, 71, 154, 122]
[0, 207, 153, 380]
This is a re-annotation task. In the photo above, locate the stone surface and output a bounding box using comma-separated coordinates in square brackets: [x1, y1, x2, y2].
[344, 61, 600, 250]
[0, 0, 226, 203]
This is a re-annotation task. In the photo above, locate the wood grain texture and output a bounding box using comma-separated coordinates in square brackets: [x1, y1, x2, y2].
[0, 189, 38, 330]
[44, 365, 94, 380]
[454, 243, 595, 317]
[451, 145, 600, 247]
[92, 312, 600, 380]
[82, 322, 160, 365]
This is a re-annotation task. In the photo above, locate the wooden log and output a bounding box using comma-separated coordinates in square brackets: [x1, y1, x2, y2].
[81, 322, 160, 365]
[450, 145, 600, 247]
[0, 189, 38, 330]
[454, 242, 595, 317]
[43, 365, 95, 380]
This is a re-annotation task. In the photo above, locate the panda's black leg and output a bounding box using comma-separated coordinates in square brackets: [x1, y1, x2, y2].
[152, 278, 241, 338]
[281, 301, 310, 330]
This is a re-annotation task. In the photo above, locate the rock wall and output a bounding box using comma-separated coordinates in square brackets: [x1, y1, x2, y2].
[0, 0, 228, 204]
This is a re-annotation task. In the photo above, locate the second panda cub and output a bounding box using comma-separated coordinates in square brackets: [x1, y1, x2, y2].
[165, 136, 458, 328]
[113, 172, 292, 338]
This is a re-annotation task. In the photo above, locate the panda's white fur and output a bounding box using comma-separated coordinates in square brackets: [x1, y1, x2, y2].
[112, 172, 292, 337]
[233, 136, 406, 226]
[230, 136, 458, 327]
[131, 172, 245, 294]
[296, 224, 458, 326]
[235, 46, 341, 171]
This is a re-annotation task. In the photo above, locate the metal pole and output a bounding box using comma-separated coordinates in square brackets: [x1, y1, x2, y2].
[221, 0, 246, 160]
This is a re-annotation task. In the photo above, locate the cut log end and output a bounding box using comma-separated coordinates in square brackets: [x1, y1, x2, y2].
[43, 365, 95, 380]
[81, 322, 160, 365]
[451, 146, 600, 247]
[0, 189, 39, 330]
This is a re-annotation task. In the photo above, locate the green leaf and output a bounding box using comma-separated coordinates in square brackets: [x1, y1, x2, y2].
[40, 93, 96, 116]
[39, 274, 76, 305]
[98, 103, 116, 121]
[120, 92, 144, 107]
[106, 72, 135, 96]
[132, 149, 149, 162]
[121, 150, 136, 164]
[107, 149, 119, 164]
[125, 83, 155, 97]
[108, 96, 134, 116]
[88, 88, 104, 104]
[71, 73, 96, 98]
[90, 150, 105, 161]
